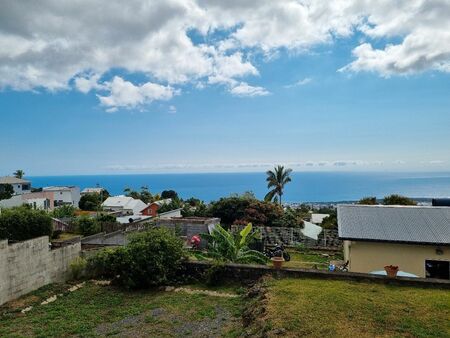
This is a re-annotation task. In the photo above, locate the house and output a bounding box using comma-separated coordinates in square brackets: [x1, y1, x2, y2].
[310, 213, 329, 225]
[81, 187, 106, 195]
[101, 195, 147, 215]
[43, 186, 80, 207]
[0, 176, 31, 195]
[0, 191, 54, 210]
[140, 198, 172, 217]
[338, 204, 450, 279]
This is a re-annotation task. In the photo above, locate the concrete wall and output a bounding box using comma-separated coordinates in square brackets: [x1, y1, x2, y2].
[0, 236, 81, 305]
[345, 240, 450, 278]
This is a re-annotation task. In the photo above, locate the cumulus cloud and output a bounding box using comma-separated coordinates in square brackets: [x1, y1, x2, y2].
[0, 0, 449, 109]
[97, 76, 177, 112]
[230, 82, 270, 97]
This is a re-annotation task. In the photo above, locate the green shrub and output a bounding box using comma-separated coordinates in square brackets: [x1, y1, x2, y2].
[70, 256, 87, 280]
[75, 216, 101, 236]
[0, 206, 52, 241]
[87, 227, 186, 289]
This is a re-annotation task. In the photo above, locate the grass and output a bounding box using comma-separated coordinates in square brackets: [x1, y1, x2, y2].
[0, 282, 243, 337]
[262, 278, 450, 337]
[282, 250, 342, 269]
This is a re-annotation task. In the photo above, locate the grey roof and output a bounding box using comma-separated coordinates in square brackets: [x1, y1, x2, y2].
[0, 176, 30, 184]
[338, 204, 450, 245]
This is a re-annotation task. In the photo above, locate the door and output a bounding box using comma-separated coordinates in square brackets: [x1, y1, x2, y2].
[425, 260, 450, 279]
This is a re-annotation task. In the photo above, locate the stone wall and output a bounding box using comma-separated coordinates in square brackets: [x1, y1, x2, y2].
[0, 236, 81, 305]
[183, 261, 450, 289]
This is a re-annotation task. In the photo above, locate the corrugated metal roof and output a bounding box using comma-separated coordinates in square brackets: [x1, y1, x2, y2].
[338, 204, 450, 245]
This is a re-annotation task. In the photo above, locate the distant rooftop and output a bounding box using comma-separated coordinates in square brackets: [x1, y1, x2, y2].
[43, 186, 76, 191]
[338, 204, 450, 246]
[0, 176, 30, 184]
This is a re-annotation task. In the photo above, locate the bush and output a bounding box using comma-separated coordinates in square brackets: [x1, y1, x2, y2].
[70, 256, 87, 280]
[383, 194, 417, 206]
[87, 227, 186, 289]
[51, 204, 76, 218]
[75, 216, 101, 236]
[0, 206, 52, 241]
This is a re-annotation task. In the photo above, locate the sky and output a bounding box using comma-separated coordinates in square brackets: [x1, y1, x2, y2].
[0, 0, 449, 176]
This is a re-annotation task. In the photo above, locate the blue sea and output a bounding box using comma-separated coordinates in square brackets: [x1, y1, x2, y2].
[28, 172, 450, 203]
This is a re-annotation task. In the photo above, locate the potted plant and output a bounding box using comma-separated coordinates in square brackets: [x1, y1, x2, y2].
[271, 256, 285, 269]
[384, 265, 399, 278]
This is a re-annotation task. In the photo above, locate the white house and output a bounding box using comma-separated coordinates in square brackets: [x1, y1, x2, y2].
[310, 213, 329, 225]
[42, 186, 80, 207]
[81, 187, 106, 195]
[101, 195, 147, 215]
[0, 176, 31, 195]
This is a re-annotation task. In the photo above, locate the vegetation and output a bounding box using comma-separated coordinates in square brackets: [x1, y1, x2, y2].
[199, 223, 268, 264]
[161, 189, 179, 199]
[69, 256, 87, 280]
[0, 183, 14, 200]
[79, 191, 109, 211]
[273, 206, 304, 228]
[0, 206, 52, 241]
[51, 204, 76, 218]
[209, 195, 251, 227]
[124, 186, 155, 204]
[13, 169, 25, 179]
[320, 213, 337, 229]
[259, 278, 450, 337]
[157, 198, 183, 214]
[0, 282, 243, 337]
[87, 228, 185, 289]
[358, 196, 377, 205]
[74, 216, 101, 236]
[383, 194, 417, 205]
[264, 165, 292, 204]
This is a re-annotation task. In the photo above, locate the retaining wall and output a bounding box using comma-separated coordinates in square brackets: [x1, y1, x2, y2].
[0, 236, 81, 305]
[183, 261, 450, 289]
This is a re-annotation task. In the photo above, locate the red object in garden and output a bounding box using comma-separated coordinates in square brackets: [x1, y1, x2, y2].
[384, 265, 399, 278]
[191, 235, 201, 249]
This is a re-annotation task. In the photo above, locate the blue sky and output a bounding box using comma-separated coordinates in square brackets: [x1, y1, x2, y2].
[1, 1, 449, 175]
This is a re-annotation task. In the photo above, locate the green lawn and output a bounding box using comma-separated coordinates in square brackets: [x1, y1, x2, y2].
[282, 250, 342, 269]
[261, 278, 450, 337]
[0, 282, 243, 337]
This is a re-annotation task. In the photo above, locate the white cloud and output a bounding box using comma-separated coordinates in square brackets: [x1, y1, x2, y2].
[168, 105, 177, 114]
[284, 77, 312, 88]
[229, 82, 270, 97]
[0, 0, 449, 108]
[97, 76, 177, 112]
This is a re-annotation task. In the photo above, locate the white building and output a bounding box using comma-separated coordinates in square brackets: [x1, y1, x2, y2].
[310, 213, 330, 225]
[81, 187, 106, 195]
[0, 176, 31, 195]
[101, 195, 147, 215]
[42, 186, 80, 207]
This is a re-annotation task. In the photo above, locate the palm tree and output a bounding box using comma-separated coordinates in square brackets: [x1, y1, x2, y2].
[264, 165, 292, 205]
[13, 169, 25, 179]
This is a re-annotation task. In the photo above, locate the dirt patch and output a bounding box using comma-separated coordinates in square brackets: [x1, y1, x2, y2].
[94, 305, 239, 337]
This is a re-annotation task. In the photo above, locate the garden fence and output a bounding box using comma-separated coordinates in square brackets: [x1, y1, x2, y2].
[230, 225, 342, 249]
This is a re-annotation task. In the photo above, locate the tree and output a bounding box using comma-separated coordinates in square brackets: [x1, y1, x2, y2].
[0, 183, 14, 200]
[383, 194, 417, 206]
[0, 206, 52, 241]
[124, 186, 153, 203]
[235, 200, 284, 227]
[321, 213, 337, 229]
[358, 197, 377, 205]
[264, 165, 292, 204]
[13, 170, 25, 179]
[75, 216, 101, 236]
[79, 193, 102, 211]
[199, 223, 268, 264]
[210, 196, 251, 227]
[157, 199, 183, 214]
[161, 190, 178, 200]
[273, 207, 304, 228]
[51, 204, 76, 218]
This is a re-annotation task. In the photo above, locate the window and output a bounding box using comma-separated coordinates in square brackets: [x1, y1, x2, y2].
[425, 260, 450, 280]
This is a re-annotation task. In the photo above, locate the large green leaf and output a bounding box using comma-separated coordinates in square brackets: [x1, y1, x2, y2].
[239, 223, 252, 246]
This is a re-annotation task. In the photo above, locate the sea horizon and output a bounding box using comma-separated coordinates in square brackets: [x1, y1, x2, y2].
[27, 171, 450, 203]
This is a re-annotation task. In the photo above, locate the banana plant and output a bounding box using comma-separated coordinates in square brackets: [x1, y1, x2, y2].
[197, 223, 268, 264]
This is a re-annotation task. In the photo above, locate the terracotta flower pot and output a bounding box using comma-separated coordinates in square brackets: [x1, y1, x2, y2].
[271, 256, 285, 269]
[384, 265, 399, 278]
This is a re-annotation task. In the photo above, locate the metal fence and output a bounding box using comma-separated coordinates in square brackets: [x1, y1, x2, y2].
[231, 225, 342, 249]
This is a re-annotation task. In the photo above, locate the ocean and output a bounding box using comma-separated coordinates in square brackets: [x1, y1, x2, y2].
[28, 171, 450, 203]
